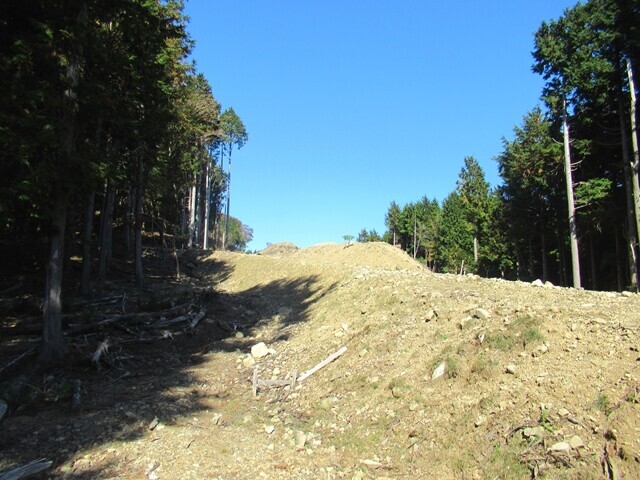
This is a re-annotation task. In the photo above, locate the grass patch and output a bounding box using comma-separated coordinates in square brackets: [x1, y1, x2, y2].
[486, 444, 530, 479]
[469, 352, 498, 380]
[485, 315, 544, 351]
[595, 394, 611, 415]
[445, 356, 460, 379]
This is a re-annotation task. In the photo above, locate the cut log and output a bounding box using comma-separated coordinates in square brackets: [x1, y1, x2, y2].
[298, 346, 347, 382]
[187, 309, 206, 332]
[0, 459, 53, 480]
[70, 379, 81, 411]
[0, 281, 23, 297]
[0, 399, 7, 422]
[0, 345, 38, 375]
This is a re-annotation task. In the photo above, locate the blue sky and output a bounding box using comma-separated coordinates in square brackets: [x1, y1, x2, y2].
[184, 1, 577, 251]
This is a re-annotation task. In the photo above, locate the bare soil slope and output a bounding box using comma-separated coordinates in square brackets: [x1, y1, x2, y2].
[1, 241, 639, 479]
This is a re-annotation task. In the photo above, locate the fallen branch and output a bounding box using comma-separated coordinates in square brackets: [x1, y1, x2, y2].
[70, 379, 81, 411]
[0, 345, 38, 375]
[0, 459, 53, 480]
[253, 369, 298, 397]
[298, 346, 347, 382]
[187, 309, 206, 332]
[0, 281, 23, 297]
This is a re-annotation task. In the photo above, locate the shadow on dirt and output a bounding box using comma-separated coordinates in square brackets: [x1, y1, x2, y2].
[0, 251, 336, 478]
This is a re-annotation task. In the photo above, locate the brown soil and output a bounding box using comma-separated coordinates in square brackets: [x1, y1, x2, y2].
[1, 241, 639, 479]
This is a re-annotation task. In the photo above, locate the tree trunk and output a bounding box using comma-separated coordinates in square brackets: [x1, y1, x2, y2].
[63, 203, 77, 273]
[541, 231, 548, 283]
[198, 162, 207, 248]
[223, 144, 233, 250]
[123, 187, 132, 254]
[40, 183, 68, 364]
[619, 93, 639, 290]
[615, 225, 625, 292]
[41, 2, 87, 363]
[413, 214, 417, 259]
[528, 237, 534, 280]
[134, 155, 144, 289]
[589, 233, 598, 291]
[80, 190, 95, 295]
[203, 159, 211, 249]
[473, 234, 478, 264]
[563, 98, 581, 288]
[187, 176, 196, 248]
[627, 57, 640, 245]
[98, 183, 114, 287]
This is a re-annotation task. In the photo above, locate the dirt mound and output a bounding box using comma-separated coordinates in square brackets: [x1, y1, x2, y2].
[294, 241, 424, 271]
[1, 245, 639, 479]
[258, 242, 300, 256]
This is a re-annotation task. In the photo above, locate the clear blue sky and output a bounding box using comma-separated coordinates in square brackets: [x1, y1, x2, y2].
[184, 0, 576, 251]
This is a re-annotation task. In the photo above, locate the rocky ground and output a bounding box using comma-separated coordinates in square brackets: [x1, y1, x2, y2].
[1, 241, 639, 479]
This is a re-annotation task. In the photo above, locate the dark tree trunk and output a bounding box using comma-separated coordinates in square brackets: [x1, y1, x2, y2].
[40, 184, 68, 364]
[589, 233, 598, 291]
[41, 2, 87, 363]
[615, 225, 626, 292]
[98, 183, 114, 287]
[541, 231, 548, 283]
[224, 144, 233, 249]
[80, 190, 95, 295]
[134, 155, 145, 289]
[63, 203, 77, 273]
[619, 96, 640, 291]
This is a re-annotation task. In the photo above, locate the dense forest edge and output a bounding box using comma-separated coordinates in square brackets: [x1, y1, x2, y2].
[359, 0, 640, 296]
[1, 0, 640, 369]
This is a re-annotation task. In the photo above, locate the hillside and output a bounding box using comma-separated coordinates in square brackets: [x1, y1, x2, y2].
[1, 241, 639, 479]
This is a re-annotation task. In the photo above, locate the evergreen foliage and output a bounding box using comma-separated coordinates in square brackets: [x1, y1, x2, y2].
[0, 0, 250, 361]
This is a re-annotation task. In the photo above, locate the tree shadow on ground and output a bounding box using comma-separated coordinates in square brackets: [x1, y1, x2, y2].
[0, 252, 337, 479]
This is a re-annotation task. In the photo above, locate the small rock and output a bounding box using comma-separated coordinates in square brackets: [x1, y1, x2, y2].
[432, 361, 446, 380]
[251, 342, 273, 359]
[505, 364, 517, 374]
[425, 309, 438, 321]
[391, 386, 404, 398]
[558, 408, 570, 418]
[265, 425, 275, 434]
[622, 291, 634, 297]
[243, 355, 256, 368]
[459, 316, 473, 329]
[295, 431, 307, 449]
[211, 413, 223, 425]
[473, 308, 491, 320]
[360, 459, 383, 468]
[523, 426, 545, 439]
[544, 281, 554, 288]
[568, 435, 584, 450]
[531, 279, 544, 287]
[474, 415, 486, 427]
[548, 441, 571, 453]
[148, 417, 159, 430]
[234, 331, 244, 339]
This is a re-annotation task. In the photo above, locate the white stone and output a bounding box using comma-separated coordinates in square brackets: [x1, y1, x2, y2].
[251, 342, 272, 358]
[569, 435, 584, 450]
[532, 279, 544, 287]
[432, 361, 446, 380]
[548, 441, 571, 453]
[473, 308, 491, 320]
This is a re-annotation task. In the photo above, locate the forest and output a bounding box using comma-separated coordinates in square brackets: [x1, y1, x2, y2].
[361, 0, 640, 294]
[1, 0, 639, 367]
[0, 0, 249, 363]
